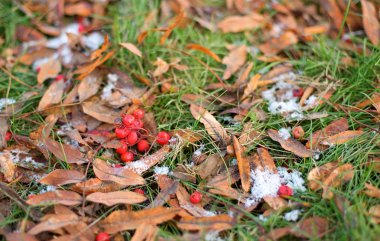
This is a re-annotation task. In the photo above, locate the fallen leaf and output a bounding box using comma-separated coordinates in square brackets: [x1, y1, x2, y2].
[78, 72, 102, 102]
[42, 137, 87, 164]
[37, 80, 65, 111]
[131, 224, 158, 241]
[160, 11, 185, 45]
[217, 14, 264, 33]
[263, 196, 287, 210]
[19, 48, 55, 65]
[292, 216, 329, 238]
[363, 183, 380, 198]
[5, 233, 39, 241]
[222, 45, 247, 80]
[308, 161, 339, 191]
[28, 214, 79, 235]
[27, 190, 82, 206]
[175, 185, 211, 217]
[64, 2, 93, 16]
[86, 190, 147, 206]
[368, 204, 380, 224]
[82, 100, 120, 124]
[320, 0, 344, 30]
[356, 93, 380, 109]
[196, 153, 224, 179]
[256, 148, 277, 172]
[153, 58, 170, 76]
[120, 42, 142, 57]
[242, 74, 261, 100]
[148, 178, 179, 208]
[233, 136, 251, 192]
[186, 43, 221, 62]
[207, 167, 245, 200]
[71, 178, 126, 195]
[16, 25, 45, 42]
[320, 130, 364, 146]
[259, 31, 298, 56]
[322, 163, 354, 199]
[100, 207, 181, 233]
[190, 104, 230, 144]
[361, 0, 380, 45]
[0, 151, 17, 182]
[93, 159, 145, 185]
[39, 169, 85, 186]
[37, 58, 61, 84]
[177, 215, 235, 231]
[268, 129, 312, 158]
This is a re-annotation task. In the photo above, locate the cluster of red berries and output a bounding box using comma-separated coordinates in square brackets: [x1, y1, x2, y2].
[114, 109, 171, 163]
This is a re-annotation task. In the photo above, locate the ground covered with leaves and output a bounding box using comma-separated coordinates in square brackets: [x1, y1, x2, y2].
[0, 0, 379, 240]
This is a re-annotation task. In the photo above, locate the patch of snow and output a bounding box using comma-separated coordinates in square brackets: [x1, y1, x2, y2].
[0, 98, 16, 111]
[101, 73, 118, 100]
[313, 149, 321, 160]
[60, 45, 73, 65]
[283, 209, 302, 222]
[124, 160, 149, 175]
[258, 214, 268, 222]
[82, 32, 104, 50]
[205, 231, 225, 241]
[304, 95, 317, 107]
[278, 128, 291, 140]
[39, 185, 56, 194]
[193, 144, 205, 158]
[7, 149, 44, 169]
[46, 23, 80, 49]
[231, 158, 238, 166]
[277, 167, 306, 192]
[153, 166, 170, 175]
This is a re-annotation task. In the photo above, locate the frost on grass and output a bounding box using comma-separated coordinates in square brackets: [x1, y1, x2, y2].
[277, 167, 306, 192]
[0, 98, 16, 111]
[153, 166, 170, 176]
[101, 73, 118, 100]
[284, 209, 302, 222]
[7, 149, 45, 170]
[278, 127, 291, 140]
[205, 231, 225, 241]
[124, 161, 149, 175]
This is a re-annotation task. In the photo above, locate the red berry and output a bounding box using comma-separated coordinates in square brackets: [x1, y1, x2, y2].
[133, 109, 145, 119]
[116, 142, 128, 154]
[78, 23, 85, 33]
[121, 151, 134, 162]
[156, 131, 170, 145]
[278, 185, 293, 197]
[122, 114, 135, 127]
[36, 67, 41, 73]
[137, 140, 150, 152]
[115, 127, 129, 139]
[292, 88, 303, 97]
[5, 131, 12, 141]
[126, 131, 138, 146]
[189, 191, 202, 204]
[28, 194, 36, 199]
[134, 188, 145, 195]
[96, 232, 110, 241]
[55, 75, 65, 81]
[114, 164, 123, 168]
[132, 119, 144, 130]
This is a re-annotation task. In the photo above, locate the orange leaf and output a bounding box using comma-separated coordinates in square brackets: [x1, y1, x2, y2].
[361, 0, 380, 45]
[120, 42, 142, 57]
[242, 73, 261, 100]
[258, 31, 298, 56]
[185, 43, 221, 62]
[71, 178, 126, 195]
[37, 80, 65, 111]
[37, 59, 61, 84]
[322, 163, 354, 199]
[160, 11, 185, 45]
[42, 137, 87, 164]
[363, 183, 380, 198]
[0, 150, 17, 182]
[64, 2, 92, 16]
[86, 191, 147, 206]
[217, 14, 264, 33]
[307, 161, 339, 191]
[222, 45, 247, 80]
[28, 214, 79, 235]
[177, 214, 235, 231]
[82, 100, 120, 124]
[27, 190, 82, 206]
[320, 130, 364, 146]
[39, 169, 85, 186]
[175, 185, 211, 217]
[233, 136, 251, 192]
[5, 233, 38, 241]
[268, 129, 312, 158]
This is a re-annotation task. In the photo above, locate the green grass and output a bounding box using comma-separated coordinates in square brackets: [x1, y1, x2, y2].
[1, 0, 380, 240]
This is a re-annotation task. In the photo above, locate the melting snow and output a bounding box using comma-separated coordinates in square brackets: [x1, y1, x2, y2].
[46, 23, 80, 49]
[277, 167, 306, 192]
[153, 166, 170, 175]
[82, 32, 104, 50]
[305, 95, 317, 107]
[278, 128, 291, 140]
[124, 160, 149, 174]
[39, 185, 57, 194]
[284, 209, 302, 222]
[193, 144, 205, 158]
[205, 231, 225, 241]
[0, 98, 16, 111]
[101, 73, 118, 100]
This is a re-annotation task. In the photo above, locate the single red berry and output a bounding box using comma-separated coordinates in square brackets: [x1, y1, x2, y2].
[5, 131, 12, 141]
[137, 139, 150, 152]
[78, 23, 85, 33]
[96, 232, 110, 241]
[122, 114, 135, 127]
[278, 185, 293, 197]
[115, 127, 129, 139]
[292, 88, 303, 98]
[121, 151, 134, 162]
[114, 164, 123, 168]
[133, 109, 145, 119]
[28, 194, 36, 199]
[134, 188, 145, 195]
[132, 119, 144, 130]
[189, 191, 202, 204]
[116, 142, 128, 154]
[126, 131, 138, 146]
[36, 66, 41, 73]
[156, 131, 170, 145]
[55, 75, 65, 81]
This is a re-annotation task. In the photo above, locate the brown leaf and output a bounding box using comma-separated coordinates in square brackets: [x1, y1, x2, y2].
[37, 80, 65, 111]
[82, 100, 120, 124]
[153, 58, 170, 76]
[222, 45, 247, 80]
[207, 167, 245, 200]
[175, 185, 211, 217]
[28, 214, 79, 235]
[173, 129, 203, 144]
[185, 44, 221, 62]
[368, 204, 380, 224]
[120, 42, 142, 57]
[308, 161, 339, 191]
[39, 169, 85, 186]
[263, 196, 288, 210]
[242, 74, 261, 100]
[361, 0, 380, 45]
[320, 130, 364, 146]
[131, 224, 158, 241]
[233, 136, 251, 192]
[16, 25, 45, 42]
[322, 163, 354, 199]
[292, 216, 329, 238]
[160, 11, 185, 45]
[148, 178, 179, 208]
[93, 159, 145, 185]
[0, 117, 8, 149]
[78, 72, 102, 102]
[100, 207, 181, 233]
[259, 31, 298, 56]
[196, 153, 224, 179]
[27, 190, 82, 206]
[86, 190, 147, 206]
[71, 178, 126, 195]
[5, 232, 39, 241]
[259, 227, 292, 241]
[64, 2, 93, 16]
[177, 215, 234, 231]
[217, 14, 264, 33]
[190, 104, 230, 144]
[19, 48, 55, 65]
[0, 151, 17, 182]
[256, 148, 277, 172]
[320, 0, 344, 30]
[42, 137, 87, 164]
[356, 93, 380, 109]
[268, 129, 312, 158]
[76, 50, 115, 80]
[37, 58, 61, 84]
[363, 183, 380, 198]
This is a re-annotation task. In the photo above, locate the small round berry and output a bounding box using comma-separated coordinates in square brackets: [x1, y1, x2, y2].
[189, 191, 202, 204]
[132, 119, 144, 130]
[292, 88, 303, 98]
[137, 140, 150, 152]
[55, 75, 65, 81]
[96, 232, 110, 241]
[134, 188, 145, 195]
[156, 131, 170, 145]
[78, 23, 85, 33]
[278, 185, 293, 197]
[122, 114, 135, 127]
[114, 164, 123, 168]
[133, 109, 145, 119]
[5, 131, 12, 141]
[121, 151, 134, 162]
[292, 126, 304, 139]
[115, 127, 129, 139]
[126, 131, 138, 146]
[36, 66, 41, 73]
[116, 142, 128, 154]
[28, 194, 36, 199]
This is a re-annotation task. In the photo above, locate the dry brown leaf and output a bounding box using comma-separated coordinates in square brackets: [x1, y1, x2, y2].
[76, 50, 115, 80]
[78, 72, 102, 102]
[64, 2, 93, 16]
[259, 31, 298, 56]
[222, 45, 247, 80]
[175, 185, 211, 217]
[71, 178, 126, 195]
[37, 79, 65, 111]
[120, 42, 142, 57]
[148, 178, 179, 208]
[27, 190, 82, 206]
[42, 137, 87, 164]
[207, 167, 245, 200]
[172, 129, 203, 144]
[5, 232, 39, 241]
[259, 227, 292, 241]
[82, 100, 120, 124]
[256, 148, 277, 172]
[322, 163, 354, 199]
[19, 48, 55, 65]
[268, 129, 312, 158]
[0, 117, 7, 149]
[363, 183, 380, 198]
[100, 207, 181, 233]
[37, 58, 61, 84]
[0, 151, 17, 182]
[361, 0, 380, 45]
[241, 74, 261, 100]
[196, 153, 224, 179]
[131, 224, 158, 241]
[293, 216, 329, 238]
[28, 214, 79, 235]
[93, 158, 145, 185]
[160, 11, 185, 45]
[239, 122, 262, 146]
[263, 196, 288, 210]
[320, 0, 344, 30]
[177, 214, 235, 231]
[16, 25, 45, 42]
[308, 161, 339, 191]
[320, 130, 364, 146]
[217, 14, 264, 33]
[299, 86, 315, 106]
[39, 169, 85, 186]
[153, 58, 170, 76]
[356, 93, 380, 109]
[368, 204, 380, 224]
[186, 43, 221, 62]
[190, 104, 230, 144]
[233, 136, 251, 192]
[86, 190, 147, 206]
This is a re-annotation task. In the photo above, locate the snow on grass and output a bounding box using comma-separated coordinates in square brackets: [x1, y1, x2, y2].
[153, 166, 170, 175]
[82, 32, 104, 50]
[205, 231, 225, 241]
[277, 167, 306, 192]
[101, 73, 118, 100]
[7, 149, 45, 169]
[278, 127, 291, 140]
[0, 98, 16, 111]
[283, 209, 302, 221]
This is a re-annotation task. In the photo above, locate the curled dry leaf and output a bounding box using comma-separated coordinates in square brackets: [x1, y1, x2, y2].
[120, 42, 142, 57]
[190, 104, 230, 144]
[160, 10, 185, 45]
[71, 178, 126, 195]
[368, 204, 380, 224]
[0, 151, 17, 182]
[242, 74, 261, 100]
[259, 31, 298, 56]
[148, 178, 179, 208]
[177, 214, 235, 231]
[153, 58, 170, 76]
[82, 100, 120, 124]
[186, 43, 221, 62]
[37, 80, 65, 111]
[176, 185, 211, 217]
[86, 190, 147, 206]
[37, 58, 61, 84]
[268, 129, 312, 158]
[207, 167, 245, 200]
[308, 161, 339, 191]
[196, 153, 224, 179]
[131, 224, 158, 241]
[222, 45, 247, 80]
[78, 72, 102, 102]
[322, 163, 354, 199]
[27, 190, 82, 206]
[217, 14, 264, 33]
[320, 130, 364, 146]
[39, 169, 85, 186]
[361, 0, 380, 45]
[363, 183, 380, 199]
[100, 207, 181, 233]
[93, 158, 145, 185]
[233, 136, 251, 192]
[28, 214, 79, 235]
